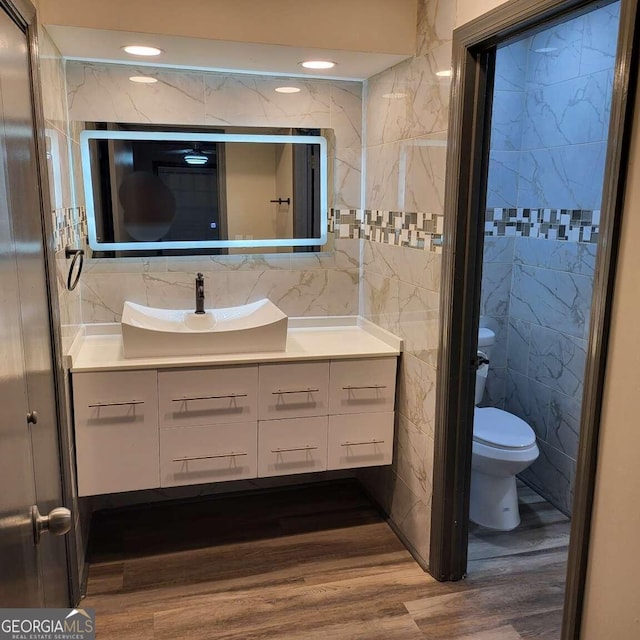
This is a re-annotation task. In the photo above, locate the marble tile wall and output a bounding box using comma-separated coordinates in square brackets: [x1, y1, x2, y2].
[479, 236, 514, 410]
[80, 237, 360, 321]
[479, 3, 619, 515]
[64, 61, 363, 322]
[357, 0, 453, 568]
[487, 2, 620, 210]
[479, 235, 595, 515]
[507, 237, 593, 514]
[40, 30, 84, 350]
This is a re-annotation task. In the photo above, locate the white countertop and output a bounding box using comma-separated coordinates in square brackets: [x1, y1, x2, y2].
[68, 316, 402, 373]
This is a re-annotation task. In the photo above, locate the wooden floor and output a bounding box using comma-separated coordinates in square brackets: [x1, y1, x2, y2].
[83, 481, 571, 639]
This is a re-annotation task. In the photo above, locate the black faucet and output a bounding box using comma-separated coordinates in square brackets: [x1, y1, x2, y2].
[195, 273, 205, 314]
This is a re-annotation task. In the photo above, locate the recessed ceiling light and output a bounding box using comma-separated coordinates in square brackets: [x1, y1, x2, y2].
[275, 86, 301, 94]
[129, 76, 158, 84]
[122, 45, 162, 57]
[382, 92, 407, 99]
[300, 60, 336, 70]
[436, 69, 452, 77]
[534, 47, 558, 53]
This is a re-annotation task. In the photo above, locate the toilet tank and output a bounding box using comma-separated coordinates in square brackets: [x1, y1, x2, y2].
[475, 328, 495, 405]
[478, 327, 496, 359]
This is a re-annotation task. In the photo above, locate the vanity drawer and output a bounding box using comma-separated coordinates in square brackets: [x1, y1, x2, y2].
[259, 362, 329, 420]
[159, 366, 258, 427]
[258, 417, 328, 477]
[160, 422, 258, 487]
[73, 370, 159, 496]
[328, 412, 394, 470]
[329, 358, 397, 415]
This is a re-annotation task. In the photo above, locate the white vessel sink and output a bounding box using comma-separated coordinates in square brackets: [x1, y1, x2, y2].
[121, 299, 288, 358]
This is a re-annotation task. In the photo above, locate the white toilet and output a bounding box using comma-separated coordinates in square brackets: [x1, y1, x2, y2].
[470, 328, 539, 531]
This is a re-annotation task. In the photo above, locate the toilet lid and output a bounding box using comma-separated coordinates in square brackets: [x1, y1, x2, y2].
[473, 407, 536, 449]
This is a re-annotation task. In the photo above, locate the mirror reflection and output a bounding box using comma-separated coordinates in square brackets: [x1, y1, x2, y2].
[81, 125, 329, 256]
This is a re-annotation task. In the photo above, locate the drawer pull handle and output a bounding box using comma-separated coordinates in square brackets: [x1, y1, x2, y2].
[272, 388, 319, 395]
[88, 400, 144, 408]
[172, 452, 248, 462]
[171, 393, 248, 402]
[271, 445, 318, 453]
[341, 439, 385, 447]
[342, 385, 387, 391]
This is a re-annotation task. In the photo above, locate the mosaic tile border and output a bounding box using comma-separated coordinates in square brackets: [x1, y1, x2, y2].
[53, 206, 87, 253]
[330, 209, 444, 253]
[485, 208, 600, 243]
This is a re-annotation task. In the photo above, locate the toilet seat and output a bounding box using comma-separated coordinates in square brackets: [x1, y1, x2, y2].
[473, 407, 536, 450]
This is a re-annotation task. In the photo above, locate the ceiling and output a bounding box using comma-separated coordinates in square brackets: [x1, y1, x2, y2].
[47, 26, 410, 80]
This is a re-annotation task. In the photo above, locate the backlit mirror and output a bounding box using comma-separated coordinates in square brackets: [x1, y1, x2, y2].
[80, 125, 328, 255]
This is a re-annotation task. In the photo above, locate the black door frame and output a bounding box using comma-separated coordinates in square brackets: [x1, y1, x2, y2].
[429, 0, 639, 638]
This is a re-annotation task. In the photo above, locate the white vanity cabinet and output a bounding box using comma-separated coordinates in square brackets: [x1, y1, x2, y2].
[328, 413, 394, 470]
[158, 366, 258, 427]
[73, 370, 160, 496]
[329, 358, 397, 414]
[158, 366, 259, 488]
[258, 362, 329, 420]
[256, 357, 397, 478]
[160, 422, 258, 487]
[70, 321, 400, 497]
[258, 416, 329, 477]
